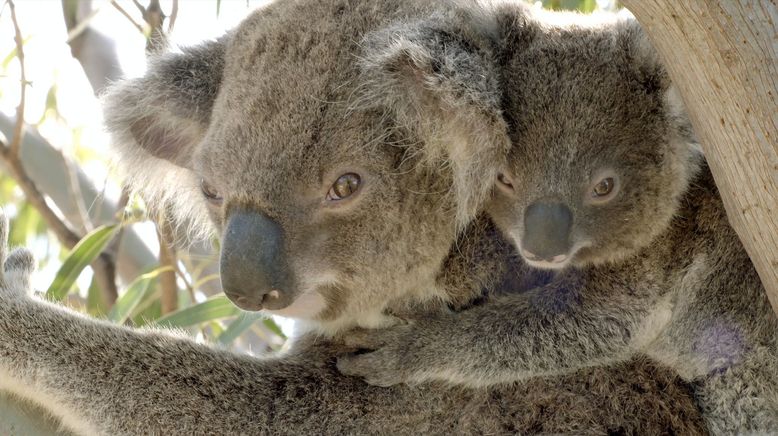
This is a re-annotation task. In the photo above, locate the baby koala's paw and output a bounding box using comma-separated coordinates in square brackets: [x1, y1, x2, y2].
[336, 322, 423, 387]
[0, 210, 36, 301]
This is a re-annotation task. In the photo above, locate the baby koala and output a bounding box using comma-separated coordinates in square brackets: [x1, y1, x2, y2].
[337, 7, 778, 434]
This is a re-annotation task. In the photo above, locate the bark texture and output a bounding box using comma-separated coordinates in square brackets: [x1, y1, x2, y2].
[622, 0, 778, 316]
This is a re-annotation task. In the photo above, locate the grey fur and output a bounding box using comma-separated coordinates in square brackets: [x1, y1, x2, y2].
[0, 1, 707, 434]
[337, 5, 778, 434]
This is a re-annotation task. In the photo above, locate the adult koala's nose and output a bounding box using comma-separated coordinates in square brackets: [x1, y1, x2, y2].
[220, 209, 295, 311]
[522, 201, 573, 265]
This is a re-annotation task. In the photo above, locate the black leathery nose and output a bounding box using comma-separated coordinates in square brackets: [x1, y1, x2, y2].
[219, 210, 294, 311]
[522, 201, 573, 260]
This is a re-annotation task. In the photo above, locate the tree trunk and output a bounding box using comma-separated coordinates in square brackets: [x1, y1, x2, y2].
[621, 0, 778, 316]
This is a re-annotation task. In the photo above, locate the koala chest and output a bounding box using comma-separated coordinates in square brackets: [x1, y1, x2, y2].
[631, 293, 675, 351]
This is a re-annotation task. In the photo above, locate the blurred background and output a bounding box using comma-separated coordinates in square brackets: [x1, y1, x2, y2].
[0, 0, 620, 356]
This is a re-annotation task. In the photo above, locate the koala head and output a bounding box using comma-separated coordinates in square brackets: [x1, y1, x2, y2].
[104, 0, 508, 333]
[486, 11, 702, 271]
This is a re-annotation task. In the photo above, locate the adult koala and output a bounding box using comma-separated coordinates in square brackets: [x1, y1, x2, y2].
[0, 0, 706, 434]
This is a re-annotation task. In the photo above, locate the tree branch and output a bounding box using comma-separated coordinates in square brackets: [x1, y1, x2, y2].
[109, 0, 144, 34]
[61, 0, 123, 96]
[7, 0, 25, 159]
[167, 0, 178, 33]
[621, 0, 778, 316]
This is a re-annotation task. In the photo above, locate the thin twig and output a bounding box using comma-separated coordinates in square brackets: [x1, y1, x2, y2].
[173, 258, 196, 303]
[2, 1, 119, 304]
[157, 215, 178, 315]
[7, 0, 26, 159]
[0, 141, 81, 247]
[167, 0, 178, 33]
[131, 0, 145, 16]
[0, 1, 9, 21]
[110, 0, 144, 34]
[109, 188, 130, 257]
[64, 155, 94, 233]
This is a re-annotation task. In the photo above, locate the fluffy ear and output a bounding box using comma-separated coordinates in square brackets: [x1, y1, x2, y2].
[615, 16, 701, 151]
[103, 36, 227, 238]
[104, 37, 226, 168]
[358, 12, 509, 228]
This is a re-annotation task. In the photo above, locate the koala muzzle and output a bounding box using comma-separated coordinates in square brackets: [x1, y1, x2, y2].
[220, 210, 295, 311]
[522, 201, 573, 264]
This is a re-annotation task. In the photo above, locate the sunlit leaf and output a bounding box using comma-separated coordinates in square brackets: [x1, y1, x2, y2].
[46, 225, 119, 301]
[133, 299, 162, 327]
[108, 267, 172, 325]
[9, 202, 41, 247]
[263, 318, 285, 338]
[217, 312, 262, 345]
[151, 295, 241, 329]
[38, 83, 59, 124]
[1, 36, 31, 70]
[86, 276, 109, 317]
[580, 0, 597, 13]
[208, 320, 225, 338]
[0, 176, 18, 202]
[192, 273, 220, 290]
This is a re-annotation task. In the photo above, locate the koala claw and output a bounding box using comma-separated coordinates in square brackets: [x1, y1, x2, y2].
[337, 323, 422, 386]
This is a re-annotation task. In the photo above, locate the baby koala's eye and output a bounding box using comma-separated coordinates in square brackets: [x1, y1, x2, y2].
[200, 178, 223, 206]
[327, 173, 361, 201]
[496, 173, 515, 192]
[592, 177, 615, 198]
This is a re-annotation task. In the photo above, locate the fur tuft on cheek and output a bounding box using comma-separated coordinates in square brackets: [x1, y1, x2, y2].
[108, 148, 216, 245]
[102, 38, 228, 244]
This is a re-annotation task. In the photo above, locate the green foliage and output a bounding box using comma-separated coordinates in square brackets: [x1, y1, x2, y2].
[46, 224, 119, 301]
[107, 267, 170, 324]
[152, 295, 241, 328]
[541, 0, 600, 12]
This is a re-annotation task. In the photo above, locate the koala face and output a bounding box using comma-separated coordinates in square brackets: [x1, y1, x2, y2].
[199, 94, 453, 323]
[105, 0, 508, 332]
[487, 17, 700, 271]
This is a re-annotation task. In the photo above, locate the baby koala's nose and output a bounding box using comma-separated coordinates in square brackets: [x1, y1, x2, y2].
[522, 249, 568, 264]
[522, 201, 573, 263]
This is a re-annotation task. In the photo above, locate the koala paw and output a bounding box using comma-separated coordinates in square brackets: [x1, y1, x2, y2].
[0, 210, 36, 301]
[336, 323, 420, 387]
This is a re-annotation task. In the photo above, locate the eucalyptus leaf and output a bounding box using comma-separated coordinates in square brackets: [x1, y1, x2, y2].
[217, 312, 263, 345]
[152, 295, 241, 329]
[263, 318, 285, 338]
[86, 276, 108, 317]
[46, 225, 119, 301]
[108, 267, 172, 325]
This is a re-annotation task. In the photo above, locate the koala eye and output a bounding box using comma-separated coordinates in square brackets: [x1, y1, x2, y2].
[327, 173, 361, 201]
[200, 179, 223, 205]
[592, 177, 615, 198]
[496, 173, 515, 192]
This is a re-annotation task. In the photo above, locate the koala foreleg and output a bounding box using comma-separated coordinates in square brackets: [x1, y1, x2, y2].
[0, 213, 341, 435]
[338, 270, 666, 387]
